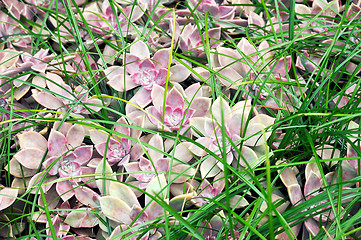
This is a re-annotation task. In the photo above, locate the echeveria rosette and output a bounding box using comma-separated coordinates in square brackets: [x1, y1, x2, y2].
[147, 85, 195, 132]
[277, 161, 354, 239]
[18, 48, 56, 73]
[13, 123, 89, 200]
[105, 41, 191, 108]
[82, 0, 118, 35]
[124, 134, 169, 191]
[213, 38, 291, 80]
[99, 176, 167, 239]
[82, 0, 144, 35]
[31, 72, 102, 114]
[1, 48, 56, 100]
[203, 39, 293, 105]
[43, 146, 93, 201]
[190, 178, 225, 207]
[170, 175, 248, 211]
[189, 0, 247, 28]
[40, 189, 100, 237]
[124, 134, 196, 196]
[71, 52, 100, 81]
[125, 82, 211, 138]
[190, 97, 274, 178]
[178, 23, 222, 57]
[126, 156, 169, 184]
[0, 6, 31, 50]
[295, 0, 340, 35]
[96, 138, 131, 166]
[42, 127, 93, 201]
[90, 117, 144, 166]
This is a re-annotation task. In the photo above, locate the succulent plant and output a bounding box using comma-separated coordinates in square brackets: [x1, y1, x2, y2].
[146, 85, 195, 132]
[178, 23, 222, 57]
[190, 96, 275, 178]
[295, 0, 340, 35]
[278, 160, 355, 239]
[189, 0, 247, 28]
[0, 185, 18, 211]
[105, 40, 190, 108]
[0, 6, 31, 50]
[90, 116, 145, 167]
[82, 0, 144, 35]
[31, 72, 102, 114]
[99, 175, 168, 239]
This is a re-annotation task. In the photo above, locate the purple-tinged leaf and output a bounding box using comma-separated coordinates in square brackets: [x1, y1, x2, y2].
[0, 188, 18, 211]
[212, 97, 231, 124]
[17, 131, 48, 151]
[147, 200, 166, 220]
[56, 180, 75, 202]
[173, 142, 193, 164]
[287, 184, 304, 206]
[130, 41, 150, 60]
[5, 158, 37, 178]
[64, 209, 98, 228]
[304, 218, 320, 237]
[304, 171, 321, 198]
[14, 148, 46, 170]
[32, 90, 64, 109]
[200, 156, 221, 179]
[170, 164, 195, 183]
[67, 125, 85, 148]
[148, 134, 164, 161]
[48, 129, 67, 157]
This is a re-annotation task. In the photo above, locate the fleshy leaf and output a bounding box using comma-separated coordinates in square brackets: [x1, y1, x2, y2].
[238, 146, 258, 168]
[99, 196, 132, 224]
[211, 97, 231, 123]
[145, 174, 167, 204]
[95, 159, 116, 194]
[304, 171, 321, 198]
[244, 123, 269, 146]
[169, 192, 195, 212]
[67, 125, 85, 148]
[108, 181, 139, 207]
[130, 41, 150, 59]
[17, 131, 48, 151]
[74, 186, 100, 208]
[48, 129, 67, 157]
[32, 90, 64, 109]
[173, 142, 193, 164]
[56, 181, 75, 202]
[148, 134, 164, 161]
[6, 158, 38, 178]
[14, 148, 46, 170]
[170, 164, 195, 183]
[287, 184, 304, 206]
[200, 156, 221, 179]
[64, 209, 98, 228]
[0, 188, 19, 211]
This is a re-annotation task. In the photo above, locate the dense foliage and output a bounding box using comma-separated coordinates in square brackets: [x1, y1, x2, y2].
[1, 0, 361, 239]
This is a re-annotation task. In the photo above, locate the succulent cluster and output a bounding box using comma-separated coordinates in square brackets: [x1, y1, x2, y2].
[1, 0, 361, 239]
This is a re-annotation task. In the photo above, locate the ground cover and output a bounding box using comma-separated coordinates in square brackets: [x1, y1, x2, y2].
[1, 0, 361, 239]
